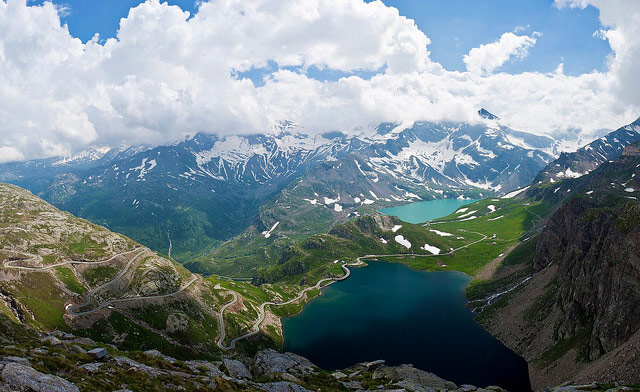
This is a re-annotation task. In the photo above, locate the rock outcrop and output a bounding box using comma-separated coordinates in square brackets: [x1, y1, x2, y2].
[1, 362, 79, 392]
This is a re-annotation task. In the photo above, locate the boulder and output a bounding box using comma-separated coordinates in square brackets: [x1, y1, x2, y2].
[254, 381, 311, 392]
[0, 357, 31, 366]
[373, 364, 457, 391]
[394, 380, 437, 392]
[1, 363, 79, 392]
[362, 359, 385, 371]
[79, 362, 104, 372]
[50, 331, 74, 340]
[70, 337, 96, 346]
[143, 349, 175, 364]
[185, 360, 223, 378]
[70, 345, 86, 354]
[113, 356, 165, 377]
[41, 336, 62, 347]
[341, 380, 363, 390]
[253, 349, 315, 378]
[223, 358, 252, 379]
[87, 348, 107, 360]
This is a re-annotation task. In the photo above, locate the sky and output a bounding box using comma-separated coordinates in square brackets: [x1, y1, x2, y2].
[1, 0, 639, 161]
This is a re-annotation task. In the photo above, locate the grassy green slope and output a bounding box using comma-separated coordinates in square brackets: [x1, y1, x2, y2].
[252, 196, 545, 286]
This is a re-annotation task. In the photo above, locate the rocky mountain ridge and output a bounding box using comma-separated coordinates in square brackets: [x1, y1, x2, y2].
[532, 117, 640, 185]
[475, 143, 640, 390]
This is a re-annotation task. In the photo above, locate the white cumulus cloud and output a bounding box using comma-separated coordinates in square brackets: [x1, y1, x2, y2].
[0, 0, 638, 162]
[463, 32, 539, 75]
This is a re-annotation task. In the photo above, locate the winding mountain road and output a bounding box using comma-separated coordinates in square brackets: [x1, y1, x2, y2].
[67, 276, 198, 316]
[3, 248, 142, 271]
[2, 247, 198, 317]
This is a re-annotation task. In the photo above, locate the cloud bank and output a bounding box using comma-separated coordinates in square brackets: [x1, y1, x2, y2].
[0, 0, 639, 161]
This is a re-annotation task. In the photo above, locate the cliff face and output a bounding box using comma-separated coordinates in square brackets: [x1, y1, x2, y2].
[534, 197, 640, 360]
[479, 151, 640, 390]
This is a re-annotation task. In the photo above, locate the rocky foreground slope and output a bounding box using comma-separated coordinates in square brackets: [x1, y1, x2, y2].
[0, 325, 635, 392]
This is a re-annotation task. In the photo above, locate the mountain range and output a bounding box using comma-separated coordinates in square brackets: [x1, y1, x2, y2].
[0, 110, 569, 268]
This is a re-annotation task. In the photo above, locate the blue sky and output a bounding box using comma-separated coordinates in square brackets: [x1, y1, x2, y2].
[32, 0, 611, 78]
[379, 0, 610, 75]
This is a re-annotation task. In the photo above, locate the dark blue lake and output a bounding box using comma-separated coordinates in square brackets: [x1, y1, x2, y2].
[282, 261, 531, 391]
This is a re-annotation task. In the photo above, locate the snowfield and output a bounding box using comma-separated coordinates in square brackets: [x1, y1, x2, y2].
[262, 221, 280, 238]
[429, 229, 453, 237]
[501, 186, 530, 198]
[394, 235, 411, 249]
[421, 243, 440, 255]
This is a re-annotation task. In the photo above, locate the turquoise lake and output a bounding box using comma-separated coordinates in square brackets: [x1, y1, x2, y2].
[282, 200, 531, 391]
[379, 198, 479, 223]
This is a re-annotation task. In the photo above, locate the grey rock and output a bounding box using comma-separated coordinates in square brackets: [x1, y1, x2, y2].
[143, 349, 175, 363]
[113, 356, 165, 377]
[0, 357, 30, 366]
[565, 384, 598, 391]
[362, 359, 386, 371]
[1, 363, 79, 392]
[374, 389, 407, 392]
[341, 380, 363, 390]
[278, 373, 301, 383]
[395, 379, 437, 392]
[79, 362, 104, 372]
[32, 348, 48, 355]
[223, 358, 252, 379]
[254, 381, 311, 392]
[87, 348, 107, 360]
[70, 337, 96, 346]
[50, 331, 74, 340]
[69, 345, 86, 354]
[373, 364, 457, 390]
[41, 336, 62, 347]
[168, 370, 193, 379]
[184, 360, 223, 378]
[253, 349, 315, 378]
[331, 371, 347, 379]
[460, 385, 478, 391]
